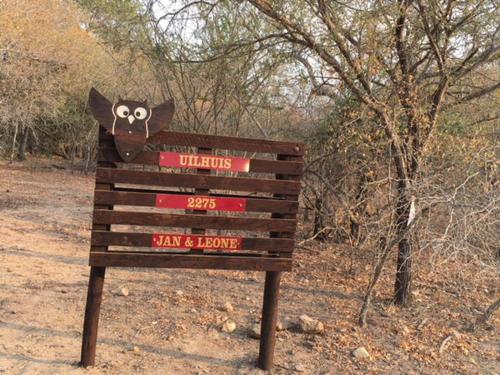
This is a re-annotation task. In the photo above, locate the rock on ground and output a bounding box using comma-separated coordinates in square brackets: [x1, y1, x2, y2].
[249, 323, 260, 339]
[221, 320, 236, 333]
[222, 302, 234, 312]
[298, 314, 324, 334]
[277, 318, 293, 331]
[352, 347, 371, 360]
[294, 363, 306, 372]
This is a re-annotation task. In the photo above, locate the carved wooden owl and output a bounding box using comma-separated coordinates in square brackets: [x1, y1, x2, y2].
[89, 87, 175, 162]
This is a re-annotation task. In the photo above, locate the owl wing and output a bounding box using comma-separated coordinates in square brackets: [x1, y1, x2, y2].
[147, 99, 175, 137]
[89, 87, 114, 132]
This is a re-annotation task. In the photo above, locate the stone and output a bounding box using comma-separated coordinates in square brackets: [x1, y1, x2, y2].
[132, 346, 140, 355]
[222, 302, 234, 312]
[352, 347, 371, 360]
[221, 320, 236, 333]
[298, 315, 324, 334]
[120, 287, 129, 297]
[277, 318, 293, 331]
[249, 323, 260, 339]
[175, 290, 184, 296]
[294, 363, 305, 372]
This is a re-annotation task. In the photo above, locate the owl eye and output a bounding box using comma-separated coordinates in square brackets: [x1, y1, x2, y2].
[116, 105, 130, 118]
[134, 107, 148, 120]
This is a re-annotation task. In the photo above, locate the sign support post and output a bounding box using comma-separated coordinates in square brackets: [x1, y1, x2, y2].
[80, 266, 106, 367]
[258, 271, 282, 370]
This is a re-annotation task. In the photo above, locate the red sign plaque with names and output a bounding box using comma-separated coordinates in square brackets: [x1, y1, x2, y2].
[156, 194, 247, 212]
[159, 151, 250, 172]
[152, 233, 243, 250]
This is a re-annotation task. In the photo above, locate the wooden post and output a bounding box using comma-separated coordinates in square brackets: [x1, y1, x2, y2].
[80, 266, 106, 367]
[258, 270, 281, 370]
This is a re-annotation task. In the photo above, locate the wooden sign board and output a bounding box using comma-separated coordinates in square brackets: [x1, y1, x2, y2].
[81, 90, 304, 371]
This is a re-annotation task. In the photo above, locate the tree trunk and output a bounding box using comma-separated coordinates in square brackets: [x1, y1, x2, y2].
[350, 172, 371, 244]
[313, 194, 327, 241]
[394, 237, 412, 304]
[10, 124, 18, 161]
[17, 127, 29, 161]
[393, 182, 413, 306]
[69, 145, 76, 173]
[84, 144, 92, 175]
[350, 215, 360, 243]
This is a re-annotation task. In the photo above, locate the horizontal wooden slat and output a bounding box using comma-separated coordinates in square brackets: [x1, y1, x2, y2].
[94, 191, 299, 214]
[95, 168, 301, 195]
[250, 158, 302, 175]
[89, 251, 292, 271]
[98, 148, 303, 175]
[91, 231, 294, 252]
[93, 209, 297, 232]
[101, 130, 304, 156]
[98, 147, 158, 164]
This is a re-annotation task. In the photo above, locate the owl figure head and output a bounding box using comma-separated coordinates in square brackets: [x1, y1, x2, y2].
[89, 87, 175, 162]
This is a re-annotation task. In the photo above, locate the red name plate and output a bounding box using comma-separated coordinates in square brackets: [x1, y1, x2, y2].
[152, 233, 243, 250]
[159, 151, 250, 172]
[156, 194, 247, 212]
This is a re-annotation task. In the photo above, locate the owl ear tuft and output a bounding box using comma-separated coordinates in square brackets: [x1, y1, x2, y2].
[118, 95, 124, 102]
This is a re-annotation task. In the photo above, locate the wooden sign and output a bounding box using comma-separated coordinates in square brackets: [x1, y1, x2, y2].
[81, 89, 304, 372]
[156, 194, 246, 212]
[159, 151, 250, 172]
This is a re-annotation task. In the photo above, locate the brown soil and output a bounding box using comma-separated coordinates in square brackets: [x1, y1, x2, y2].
[0, 159, 498, 374]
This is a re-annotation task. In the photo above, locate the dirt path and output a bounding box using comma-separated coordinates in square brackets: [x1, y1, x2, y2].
[0, 160, 498, 374]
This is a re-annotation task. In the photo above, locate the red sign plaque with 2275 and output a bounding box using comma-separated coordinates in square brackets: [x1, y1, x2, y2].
[156, 194, 247, 212]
